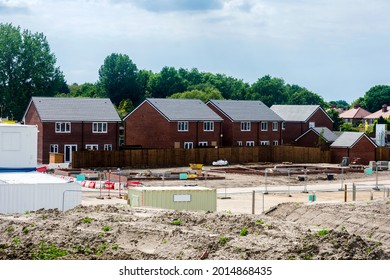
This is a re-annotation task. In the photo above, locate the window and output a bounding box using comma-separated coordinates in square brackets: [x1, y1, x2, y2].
[184, 142, 193, 149]
[203, 121, 214, 131]
[246, 141, 255, 146]
[104, 144, 112, 151]
[261, 122, 268, 131]
[260, 141, 270, 146]
[241, 121, 251, 131]
[55, 122, 70, 133]
[93, 122, 107, 133]
[198, 142, 208, 147]
[272, 122, 278, 131]
[309, 122, 315, 128]
[178, 121, 188, 131]
[282, 122, 286, 130]
[237, 141, 243, 146]
[50, 144, 58, 153]
[85, 144, 98, 151]
[273, 140, 279, 146]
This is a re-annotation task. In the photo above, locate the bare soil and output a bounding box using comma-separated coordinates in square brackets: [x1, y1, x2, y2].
[0, 164, 389, 260]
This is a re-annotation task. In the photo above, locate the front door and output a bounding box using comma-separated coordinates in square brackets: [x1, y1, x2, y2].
[64, 145, 77, 163]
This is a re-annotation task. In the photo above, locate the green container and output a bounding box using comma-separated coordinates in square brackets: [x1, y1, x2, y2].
[128, 186, 216, 212]
[309, 194, 316, 202]
[179, 173, 188, 180]
[365, 168, 373, 175]
[76, 174, 85, 181]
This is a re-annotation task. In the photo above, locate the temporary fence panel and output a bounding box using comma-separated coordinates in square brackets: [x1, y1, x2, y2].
[0, 182, 81, 213]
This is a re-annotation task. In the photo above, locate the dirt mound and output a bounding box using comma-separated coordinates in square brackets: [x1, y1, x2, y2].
[1, 201, 389, 260]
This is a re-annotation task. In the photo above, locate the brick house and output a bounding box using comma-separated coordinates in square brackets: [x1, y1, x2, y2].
[339, 105, 371, 124]
[364, 104, 390, 124]
[295, 127, 338, 148]
[270, 105, 334, 144]
[330, 132, 377, 165]
[124, 98, 223, 149]
[23, 97, 121, 164]
[206, 100, 283, 147]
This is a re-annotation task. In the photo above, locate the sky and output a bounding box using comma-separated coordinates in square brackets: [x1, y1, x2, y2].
[1, 0, 390, 103]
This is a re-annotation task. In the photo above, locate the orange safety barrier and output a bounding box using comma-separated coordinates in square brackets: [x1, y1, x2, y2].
[88, 181, 96, 189]
[105, 181, 115, 190]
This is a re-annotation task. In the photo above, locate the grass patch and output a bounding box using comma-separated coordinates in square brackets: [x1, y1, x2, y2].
[318, 229, 329, 236]
[219, 236, 229, 245]
[102, 225, 111, 232]
[22, 226, 29, 234]
[171, 219, 182, 226]
[32, 242, 67, 260]
[255, 219, 264, 225]
[81, 217, 93, 224]
[239, 227, 248, 236]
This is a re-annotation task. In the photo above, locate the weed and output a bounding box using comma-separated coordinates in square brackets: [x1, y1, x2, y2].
[24, 211, 31, 215]
[255, 219, 264, 225]
[288, 256, 296, 260]
[224, 210, 232, 215]
[318, 229, 329, 236]
[32, 242, 67, 260]
[5, 225, 14, 232]
[22, 226, 29, 234]
[111, 244, 118, 250]
[96, 242, 109, 256]
[162, 239, 168, 244]
[386, 201, 390, 205]
[81, 217, 93, 224]
[72, 244, 92, 255]
[171, 219, 182, 226]
[42, 214, 47, 220]
[219, 236, 229, 245]
[102, 225, 111, 232]
[12, 238, 21, 246]
[99, 232, 105, 237]
[239, 227, 248, 236]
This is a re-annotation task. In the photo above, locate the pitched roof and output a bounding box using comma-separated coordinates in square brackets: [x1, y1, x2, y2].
[364, 106, 390, 119]
[339, 107, 371, 119]
[207, 100, 283, 122]
[270, 105, 332, 122]
[134, 98, 223, 121]
[296, 127, 338, 143]
[25, 97, 121, 122]
[330, 132, 377, 148]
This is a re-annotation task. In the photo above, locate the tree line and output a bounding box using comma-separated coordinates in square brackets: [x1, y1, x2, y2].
[1, 23, 390, 126]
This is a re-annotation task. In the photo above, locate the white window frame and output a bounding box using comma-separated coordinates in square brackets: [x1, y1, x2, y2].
[85, 144, 98, 151]
[282, 122, 286, 130]
[237, 141, 243, 146]
[273, 140, 279, 146]
[261, 122, 268, 131]
[55, 122, 71, 133]
[309, 122, 315, 128]
[246, 141, 255, 147]
[241, 121, 251, 131]
[260, 141, 270, 146]
[50, 144, 58, 153]
[184, 142, 193, 149]
[92, 122, 108, 133]
[272, 122, 278, 131]
[104, 144, 112, 151]
[203, 121, 214, 132]
[178, 121, 188, 132]
[198, 141, 208, 147]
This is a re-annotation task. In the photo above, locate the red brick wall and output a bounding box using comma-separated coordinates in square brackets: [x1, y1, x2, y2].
[24, 102, 44, 163]
[331, 137, 376, 165]
[282, 109, 333, 144]
[125, 102, 222, 148]
[296, 130, 321, 147]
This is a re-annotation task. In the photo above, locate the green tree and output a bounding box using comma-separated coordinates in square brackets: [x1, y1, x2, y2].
[361, 85, 390, 112]
[117, 99, 134, 118]
[288, 89, 325, 107]
[98, 53, 141, 106]
[148, 66, 187, 98]
[0, 23, 66, 120]
[65, 82, 104, 98]
[250, 75, 288, 106]
[329, 100, 349, 109]
[326, 108, 343, 131]
[169, 86, 224, 102]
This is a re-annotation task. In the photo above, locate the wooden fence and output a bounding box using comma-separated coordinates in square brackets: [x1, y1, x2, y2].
[72, 146, 331, 168]
[376, 147, 390, 161]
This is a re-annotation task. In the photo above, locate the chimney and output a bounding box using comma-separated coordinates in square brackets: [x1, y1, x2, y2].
[382, 104, 388, 113]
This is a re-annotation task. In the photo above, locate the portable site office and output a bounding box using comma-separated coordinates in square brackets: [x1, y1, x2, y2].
[127, 186, 216, 212]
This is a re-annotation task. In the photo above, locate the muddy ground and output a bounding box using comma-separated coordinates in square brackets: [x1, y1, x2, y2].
[1, 164, 389, 260]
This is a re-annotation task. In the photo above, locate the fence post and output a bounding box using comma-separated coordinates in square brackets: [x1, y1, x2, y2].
[252, 191, 255, 214]
[262, 192, 265, 213]
[344, 184, 347, 202]
[352, 183, 356, 201]
[370, 190, 374, 201]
